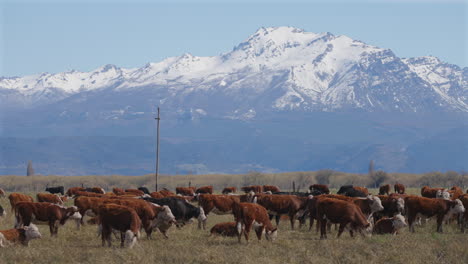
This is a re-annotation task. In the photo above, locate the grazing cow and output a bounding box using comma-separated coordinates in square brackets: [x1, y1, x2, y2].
[45, 186, 64, 196]
[309, 184, 330, 195]
[66, 187, 85, 197]
[374, 194, 405, 221]
[195, 186, 214, 195]
[74, 191, 106, 198]
[233, 202, 278, 243]
[138, 187, 150, 195]
[0, 224, 42, 247]
[0, 188, 6, 198]
[142, 197, 206, 228]
[421, 186, 445, 198]
[175, 187, 195, 196]
[36, 193, 64, 205]
[8, 193, 34, 212]
[147, 203, 176, 239]
[85, 187, 106, 194]
[222, 187, 237, 194]
[263, 185, 281, 193]
[74, 196, 108, 228]
[316, 198, 371, 239]
[253, 194, 309, 229]
[373, 214, 407, 235]
[210, 222, 238, 237]
[102, 198, 162, 238]
[394, 183, 405, 194]
[98, 204, 141, 248]
[15, 202, 81, 236]
[241, 185, 263, 193]
[378, 184, 391, 195]
[337, 185, 368, 197]
[198, 194, 241, 229]
[0, 204, 4, 217]
[405, 196, 465, 233]
[313, 194, 383, 219]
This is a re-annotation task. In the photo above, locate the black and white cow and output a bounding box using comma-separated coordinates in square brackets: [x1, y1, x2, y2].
[337, 185, 367, 197]
[142, 197, 206, 227]
[138, 187, 150, 195]
[45, 186, 64, 196]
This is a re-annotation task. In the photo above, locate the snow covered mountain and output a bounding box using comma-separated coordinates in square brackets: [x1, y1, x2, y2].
[1, 26, 467, 118]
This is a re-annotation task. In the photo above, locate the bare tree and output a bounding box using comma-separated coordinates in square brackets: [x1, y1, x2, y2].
[370, 170, 389, 188]
[27, 160, 34, 176]
[368, 160, 375, 178]
[315, 169, 333, 185]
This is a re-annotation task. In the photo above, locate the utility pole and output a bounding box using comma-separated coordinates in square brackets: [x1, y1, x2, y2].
[155, 107, 161, 191]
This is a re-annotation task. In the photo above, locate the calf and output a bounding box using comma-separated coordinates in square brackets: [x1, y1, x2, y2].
[138, 187, 150, 194]
[337, 185, 367, 197]
[421, 186, 444, 198]
[195, 186, 213, 194]
[378, 184, 391, 195]
[233, 202, 277, 243]
[263, 185, 280, 193]
[8, 193, 34, 212]
[98, 204, 141, 248]
[198, 194, 241, 229]
[394, 183, 405, 194]
[45, 186, 64, 195]
[37, 193, 64, 205]
[316, 198, 371, 239]
[405, 196, 465, 233]
[0, 224, 42, 247]
[309, 184, 330, 195]
[175, 187, 195, 196]
[210, 222, 238, 237]
[142, 197, 206, 228]
[373, 214, 407, 235]
[254, 194, 309, 229]
[241, 185, 263, 193]
[15, 202, 81, 236]
[222, 187, 237, 194]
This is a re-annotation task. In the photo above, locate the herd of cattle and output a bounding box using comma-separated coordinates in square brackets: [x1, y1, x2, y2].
[0, 183, 467, 248]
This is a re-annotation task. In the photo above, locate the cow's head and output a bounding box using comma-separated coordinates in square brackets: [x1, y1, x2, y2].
[124, 230, 138, 248]
[23, 224, 42, 245]
[265, 228, 278, 241]
[436, 189, 450, 200]
[449, 199, 465, 215]
[368, 195, 384, 213]
[63, 206, 82, 225]
[392, 214, 407, 229]
[156, 205, 176, 226]
[396, 198, 405, 214]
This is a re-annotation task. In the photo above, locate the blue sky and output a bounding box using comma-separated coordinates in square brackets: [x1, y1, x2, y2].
[1, 0, 466, 77]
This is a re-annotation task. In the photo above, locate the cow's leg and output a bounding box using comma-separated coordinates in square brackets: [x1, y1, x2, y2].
[120, 232, 125, 247]
[236, 221, 243, 244]
[337, 223, 345, 238]
[437, 215, 444, 233]
[309, 216, 314, 231]
[407, 212, 416, 232]
[289, 213, 296, 230]
[320, 219, 327, 239]
[349, 229, 354, 238]
[244, 221, 253, 242]
[254, 226, 264, 240]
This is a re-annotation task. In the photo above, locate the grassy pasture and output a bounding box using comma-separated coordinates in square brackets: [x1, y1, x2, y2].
[0, 189, 467, 264]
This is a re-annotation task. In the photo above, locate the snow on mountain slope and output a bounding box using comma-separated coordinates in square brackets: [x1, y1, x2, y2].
[1, 26, 466, 113]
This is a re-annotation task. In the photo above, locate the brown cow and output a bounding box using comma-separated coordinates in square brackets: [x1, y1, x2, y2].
[394, 183, 405, 194]
[263, 185, 280, 193]
[373, 214, 407, 235]
[354, 186, 369, 196]
[74, 196, 108, 228]
[0, 188, 6, 198]
[317, 194, 383, 218]
[0, 224, 42, 247]
[210, 222, 238, 237]
[241, 185, 263, 193]
[37, 193, 64, 205]
[405, 196, 465, 232]
[98, 204, 141, 248]
[146, 203, 176, 239]
[309, 184, 330, 194]
[222, 187, 237, 194]
[113, 188, 126, 195]
[176, 187, 195, 196]
[88, 187, 106, 194]
[66, 187, 85, 197]
[374, 194, 405, 221]
[254, 194, 309, 229]
[8, 193, 34, 212]
[124, 189, 145, 196]
[449, 186, 463, 200]
[14, 202, 81, 236]
[232, 202, 277, 243]
[421, 186, 445, 198]
[159, 189, 175, 197]
[198, 194, 241, 229]
[316, 198, 371, 239]
[459, 194, 468, 232]
[378, 184, 391, 195]
[195, 186, 213, 194]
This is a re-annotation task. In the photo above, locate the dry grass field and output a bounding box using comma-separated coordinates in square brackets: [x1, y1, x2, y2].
[0, 188, 467, 264]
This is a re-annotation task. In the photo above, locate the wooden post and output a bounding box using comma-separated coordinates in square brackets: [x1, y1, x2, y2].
[155, 107, 160, 192]
[292, 181, 296, 192]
